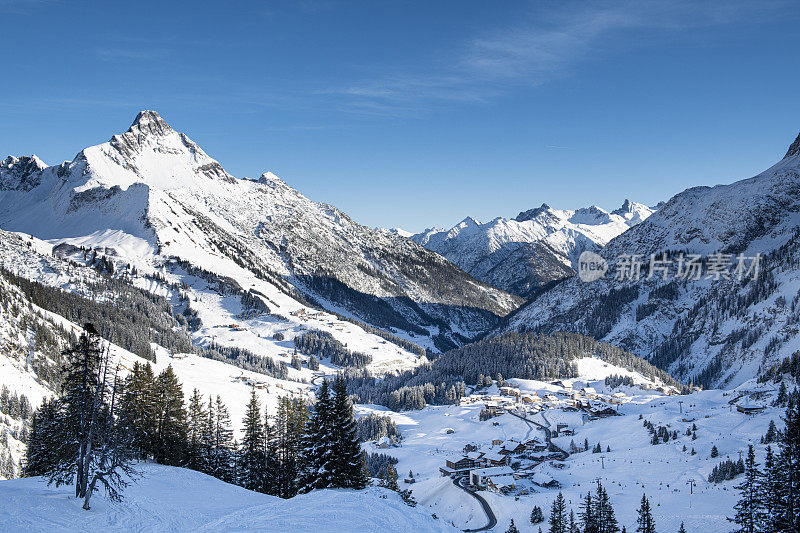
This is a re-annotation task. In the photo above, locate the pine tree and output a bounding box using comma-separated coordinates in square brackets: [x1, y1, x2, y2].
[549, 491, 568, 533]
[730, 445, 761, 533]
[596, 482, 620, 533]
[209, 395, 234, 483]
[568, 510, 579, 533]
[774, 391, 800, 532]
[117, 361, 156, 460]
[24, 398, 60, 476]
[297, 380, 335, 492]
[531, 505, 544, 524]
[152, 365, 188, 466]
[764, 420, 778, 444]
[28, 327, 136, 509]
[760, 445, 779, 533]
[331, 377, 367, 489]
[505, 519, 519, 533]
[274, 395, 308, 498]
[50, 329, 104, 498]
[239, 390, 266, 492]
[263, 408, 280, 496]
[678, 523, 686, 533]
[580, 492, 599, 533]
[185, 388, 207, 471]
[636, 494, 655, 533]
[385, 463, 399, 491]
[711, 445, 719, 458]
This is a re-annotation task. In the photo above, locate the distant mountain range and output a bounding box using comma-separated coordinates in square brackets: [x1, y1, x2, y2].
[0, 111, 521, 352]
[410, 201, 657, 298]
[502, 131, 800, 388]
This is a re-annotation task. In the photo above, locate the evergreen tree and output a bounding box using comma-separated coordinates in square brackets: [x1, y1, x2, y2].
[636, 494, 655, 533]
[385, 463, 399, 491]
[774, 391, 800, 531]
[274, 395, 308, 498]
[50, 329, 104, 498]
[505, 519, 519, 533]
[730, 445, 761, 533]
[580, 492, 599, 533]
[151, 365, 188, 466]
[568, 510, 579, 533]
[531, 505, 544, 524]
[185, 388, 207, 471]
[23, 398, 60, 476]
[760, 445, 779, 533]
[263, 408, 280, 496]
[678, 523, 686, 533]
[596, 481, 620, 533]
[239, 390, 266, 492]
[209, 395, 234, 483]
[297, 380, 335, 492]
[549, 491, 568, 533]
[331, 377, 367, 489]
[117, 361, 156, 460]
[711, 445, 719, 458]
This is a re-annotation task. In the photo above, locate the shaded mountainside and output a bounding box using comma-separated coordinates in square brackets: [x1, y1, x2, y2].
[0, 111, 521, 351]
[411, 200, 655, 298]
[504, 131, 800, 388]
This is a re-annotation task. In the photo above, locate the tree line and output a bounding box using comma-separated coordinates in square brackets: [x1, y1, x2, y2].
[294, 330, 372, 368]
[24, 327, 368, 508]
[344, 330, 681, 411]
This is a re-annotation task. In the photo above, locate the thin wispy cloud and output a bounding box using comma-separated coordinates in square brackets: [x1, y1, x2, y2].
[331, 0, 788, 116]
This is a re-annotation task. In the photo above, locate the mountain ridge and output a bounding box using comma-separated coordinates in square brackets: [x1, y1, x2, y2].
[411, 200, 656, 298]
[0, 111, 521, 352]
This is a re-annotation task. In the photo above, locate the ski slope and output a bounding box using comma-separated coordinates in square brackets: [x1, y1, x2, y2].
[0, 464, 456, 532]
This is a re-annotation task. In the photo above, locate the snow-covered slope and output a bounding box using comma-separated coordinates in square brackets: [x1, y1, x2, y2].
[504, 131, 800, 388]
[0, 463, 455, 532]
[411, 201, 656, 298]
[0, 111, 521, 351]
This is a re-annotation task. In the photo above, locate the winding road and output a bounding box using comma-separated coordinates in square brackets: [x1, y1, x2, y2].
[451, 411, 568, 531]
[452, 477, 498, 532]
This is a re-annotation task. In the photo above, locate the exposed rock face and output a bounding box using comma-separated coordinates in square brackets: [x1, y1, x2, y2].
[0, 111, 521, 351]
[412, 201, 656, 298]
[502, 133, 800, 387]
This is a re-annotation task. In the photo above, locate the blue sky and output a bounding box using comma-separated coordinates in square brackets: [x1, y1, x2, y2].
[1, 0, 799, 232]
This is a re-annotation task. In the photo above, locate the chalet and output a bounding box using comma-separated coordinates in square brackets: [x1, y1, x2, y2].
[521, 393, 541, 404]
[589, 407, 620, 419]
[554, 423, 574, 437]
[531, 472, 559, 488]
[524, 438, 547, 452]
[470, 466, 514, 489]
[499, 439, 526, 455]
[482, 450, 508, 467]
[439, 455, 478, 477]
[487, 475, 516, 494]
[582, 387, 598, 398]
[499, 386, 520, 398]
[491, 438, 504, 446]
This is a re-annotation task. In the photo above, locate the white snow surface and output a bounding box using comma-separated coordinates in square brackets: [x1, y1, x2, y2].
[0, 464, 455, 532]
[411, 201, 655, 296]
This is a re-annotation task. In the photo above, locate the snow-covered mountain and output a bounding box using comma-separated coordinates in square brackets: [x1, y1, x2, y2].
[0, 111, 521, 350]
[503, 131, 800, 388]
[411, 201, 656, 298]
